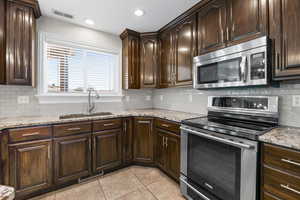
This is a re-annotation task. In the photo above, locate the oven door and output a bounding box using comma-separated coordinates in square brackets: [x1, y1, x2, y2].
[180, 127, 258, 200]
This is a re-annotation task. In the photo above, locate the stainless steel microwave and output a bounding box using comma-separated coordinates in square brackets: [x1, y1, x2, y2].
[193, 36, 270, 89]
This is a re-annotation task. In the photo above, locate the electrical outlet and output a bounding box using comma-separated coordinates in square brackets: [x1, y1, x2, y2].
[188, 94, 193, 102]
[125, 96, 130, 102]
[146, 96, 151, 101]
[293, 95, 300, 107]
[159, 95, 164, 101]
[17, 96, 29, 104]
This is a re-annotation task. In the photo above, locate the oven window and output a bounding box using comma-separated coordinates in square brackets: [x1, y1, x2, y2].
[197, 58, 242, 84]
[187, 134, 241, 200]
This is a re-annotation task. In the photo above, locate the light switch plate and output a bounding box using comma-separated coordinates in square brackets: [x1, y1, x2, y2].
[188, 94, 193, 102]
[18, 96, 29, 104]
[125, 96, 130, 102]
[293, 95, 300, 107]
[159, 95, 164, 101]
[146, 96, 151, 101]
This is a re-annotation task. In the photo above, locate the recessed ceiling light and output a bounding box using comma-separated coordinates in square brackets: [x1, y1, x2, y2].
[85, 19, 95, 25]
[134, 9, 144, 17]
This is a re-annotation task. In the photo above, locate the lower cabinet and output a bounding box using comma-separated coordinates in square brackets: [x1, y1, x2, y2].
[54, 133, 92, 184]
[92, 129, 122, 173]
[155, 128, 180, 181]
[133, 117, 154, 163]
[9, 140, 52, 198]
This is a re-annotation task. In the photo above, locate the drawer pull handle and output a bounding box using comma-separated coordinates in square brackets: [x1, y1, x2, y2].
[67, 128, 81, 131]
[22, 132, 40, 137]
[280, 184, 300, 195]
[104, 123, 114, 126]
[161, 124, 169, 128]
[281, 158, 300, 167]
[138, 121, 150, 124]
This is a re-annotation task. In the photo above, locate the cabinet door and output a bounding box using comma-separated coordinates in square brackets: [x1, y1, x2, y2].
[227, 0, 267, 45]
[155, 129, 166, 169]
[159, 31, 174, 88]
[93, 129, 122, 173]
[140, 35, 158, 88]
[133, 118, 154, 163]
[270, 0, 300, 80]
[174, 16, 196, 86]
[6, 2, 35, 85]
[198, 0, 227, 54]
[0, 0, 5, 84]
[54, 134, 91, 184]
[9, 140, 52, 197]
[166, 133, 180, 181]
[129, 36, 140, 89]
[123, 118, 133, 165]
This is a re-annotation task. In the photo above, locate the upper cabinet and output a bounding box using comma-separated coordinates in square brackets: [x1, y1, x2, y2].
[0, 0, 41, 86]
[227, 0, 267, 45]
[173, 16, 196, 86]
[198, 0, 227, 54]
[140, 33, 158, 88]
[120, 29, 140, 89]
[270, 0, 300, 80]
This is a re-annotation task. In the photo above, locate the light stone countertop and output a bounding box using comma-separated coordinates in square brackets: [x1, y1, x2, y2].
[259, 127, 300, 151]
[0, 185, 14, 200]
[0, 109, 202, 131]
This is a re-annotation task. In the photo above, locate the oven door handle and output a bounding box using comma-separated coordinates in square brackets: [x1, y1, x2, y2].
[180, 127, 253, 149]
[180, 177, 210, 200]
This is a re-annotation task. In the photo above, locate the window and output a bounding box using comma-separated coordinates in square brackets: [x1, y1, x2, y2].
[37, 32, 122, 103]
[46, 43, 117, 93]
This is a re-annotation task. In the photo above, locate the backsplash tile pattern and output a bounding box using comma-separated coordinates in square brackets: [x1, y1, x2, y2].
[0, 85, 153, 118]
[153, 83, 300, 127]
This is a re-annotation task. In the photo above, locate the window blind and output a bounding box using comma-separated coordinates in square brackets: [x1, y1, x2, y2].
[46, 42, 117, 93]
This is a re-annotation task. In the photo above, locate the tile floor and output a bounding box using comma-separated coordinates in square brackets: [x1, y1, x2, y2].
[30, 166, 185, 200]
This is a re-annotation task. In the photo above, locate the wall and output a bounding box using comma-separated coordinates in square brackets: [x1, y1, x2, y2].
[153, 83, 300, 127]
[0, 17, 153, 118]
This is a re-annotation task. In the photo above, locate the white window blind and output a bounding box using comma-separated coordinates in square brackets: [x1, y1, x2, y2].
[46, 42, 117, 93]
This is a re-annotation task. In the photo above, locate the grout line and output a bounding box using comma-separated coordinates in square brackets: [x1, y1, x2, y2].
[97, 177, 108, 200]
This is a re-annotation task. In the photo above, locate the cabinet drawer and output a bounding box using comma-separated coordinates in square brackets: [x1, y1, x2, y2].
[264, 166, 300, 200]
[263, 144, 300, 176]
[155, 119, 180, 134]
[93, 119, 122, 132]
[53, 122, 92, 137]
[8, 126, 51, 143]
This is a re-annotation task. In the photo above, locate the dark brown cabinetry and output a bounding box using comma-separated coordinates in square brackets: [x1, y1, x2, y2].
[227, 0, 267, 45]
[120, 29, 140, 89]
[0, 0, 41, 85]
[261, 143, 300, 200]
[155, 128, 180, 181]
[123, 118, 133, 164]
[155, 119, 181, 181]
[270, 0, 300, 80]
[133, 117, 154, 163]
[9, 140, 52, 198]
[197, 0, 227, 54]
[140, 33, 158, 88]
[54, 134, 91, 184]
[92, 129, 122, 173]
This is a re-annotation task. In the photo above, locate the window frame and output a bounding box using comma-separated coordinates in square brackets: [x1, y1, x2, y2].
[37, 32, 123, 104]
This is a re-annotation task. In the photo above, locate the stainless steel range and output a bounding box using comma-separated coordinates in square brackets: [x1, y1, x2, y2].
[180, 96, 279, 200]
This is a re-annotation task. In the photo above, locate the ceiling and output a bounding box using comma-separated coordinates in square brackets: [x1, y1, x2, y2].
[38, 0, 202, 35]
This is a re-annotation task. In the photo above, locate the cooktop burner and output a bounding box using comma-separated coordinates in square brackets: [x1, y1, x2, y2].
[182, 116, 278, 140]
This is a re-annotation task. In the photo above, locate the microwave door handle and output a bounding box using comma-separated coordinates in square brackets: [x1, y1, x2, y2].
[240, 56, 247, 82]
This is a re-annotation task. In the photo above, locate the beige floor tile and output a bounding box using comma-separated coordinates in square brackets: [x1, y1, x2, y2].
[99, 169, 144, 200]
[116, 187, 156, 200]
[147, 178, 184, 200]
[132, 167, 167, 186]
[29, 193, 56, 200]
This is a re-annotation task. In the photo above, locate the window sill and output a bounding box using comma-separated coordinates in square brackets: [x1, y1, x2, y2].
[36, 93, 124, 104]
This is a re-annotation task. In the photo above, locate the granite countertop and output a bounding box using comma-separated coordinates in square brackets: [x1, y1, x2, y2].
[0, 109, 202, 131]
[259, 127, 300, 151]
[0, 185, 14, 200]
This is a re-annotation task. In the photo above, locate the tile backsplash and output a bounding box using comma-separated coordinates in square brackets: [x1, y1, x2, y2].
[153, 83, 300, 127]
[0, 85, 153, 118]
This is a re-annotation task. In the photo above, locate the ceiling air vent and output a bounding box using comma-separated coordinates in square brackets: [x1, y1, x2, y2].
[52, 9, 74, 19]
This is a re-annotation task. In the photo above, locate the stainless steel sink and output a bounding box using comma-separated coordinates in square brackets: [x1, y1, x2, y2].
[59, 112, 113, 119]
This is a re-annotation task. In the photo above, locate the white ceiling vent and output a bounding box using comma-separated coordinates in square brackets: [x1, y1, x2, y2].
[52, 9, 74, 19]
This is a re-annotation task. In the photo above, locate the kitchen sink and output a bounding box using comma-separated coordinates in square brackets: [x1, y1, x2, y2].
[59, 112, 113, 119]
